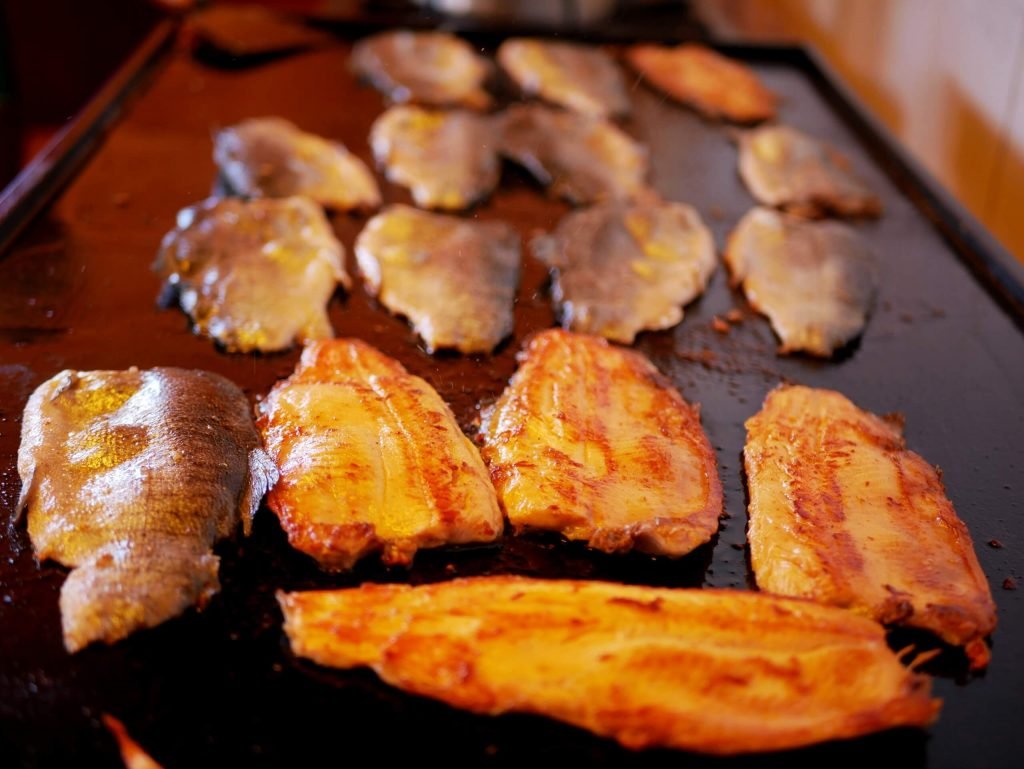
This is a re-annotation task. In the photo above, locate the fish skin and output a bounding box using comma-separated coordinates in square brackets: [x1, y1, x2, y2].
[154, 196, 347, 354]
[497, 38, 630, 118]
[351, 30, 491, 109]
[480, 329, 721, 556]
[626, 43, 777, 123]
[532, 198, 716, 343]
[279, 576, 940, 755]
[738, 124, 881, 218]
[257, 339, 503, 571]
[497, 103, 647, 205]
[724, 207, 877, 357]
[17, 367, 276, 652]
[369, 106, 499, 211]
[355, 205, 520, 354]
[744, 385, 997, 670]
[213, 117, 380, 211]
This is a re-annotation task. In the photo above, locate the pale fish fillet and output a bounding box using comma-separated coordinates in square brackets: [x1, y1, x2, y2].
[497, 38, 630, 118]
[744, 385, 997, 669]
[154, 196, 348, 353]
[355, 205, 520, 354]
[724, 207, 877, 357]
[17, 368, 277, 652]
[532, 198, 716, 343]
[214, 117, 380, 211]
[257, 339, 503, 570]
[370, 106, 499, 210]
[480, 329, 721, 555]
[279, 576, 940, 755]
[738, 124, 881, 218]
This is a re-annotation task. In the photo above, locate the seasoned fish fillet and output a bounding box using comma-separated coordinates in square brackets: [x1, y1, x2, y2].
[626, 43, 777, 123]
[155, 196, 348, 353]
[214, 117, 380, 211]
[745, 385, 998, 670]
[369, 106, 499, 210]
[498, 103, 647, 205]
[280, 576, 939, 754]
[351, 30, 491, 109]
[497, 38, 630, 118]
[17, 368, 276, 652]
[257, 339, 503, 570]
[724, 207, 877, 357]
[532, 199, 716, 343]
[480, 329, 720, 555]
[355, 205, 520, 354]
[738, 124, 881, 218]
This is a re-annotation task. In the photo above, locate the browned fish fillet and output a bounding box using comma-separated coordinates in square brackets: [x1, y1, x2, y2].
[745, 385, 997, 670]
[154, 196, 348, 353]
[497, 38, 630, 118]
[17, 368, 276, 652]
[280, 576, 940, 754]
[724, 207, 877, 357]
[738, 124, 881, 218]
[480, 329, 720, 555]
[102, 715, 165, 769]
[214, 117, 380, 211]
[257, 339, 503, 570]
[532, 198, 716, 343]
[498, 103, 647, 205]
[626, 43, 777, 123]
[351, 30, 491, 109]
[355, 205, 520, 354]
[369, 106, 499, 210]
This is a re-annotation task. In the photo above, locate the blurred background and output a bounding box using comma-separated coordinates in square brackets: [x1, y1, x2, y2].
[0, 0, 1021, 260]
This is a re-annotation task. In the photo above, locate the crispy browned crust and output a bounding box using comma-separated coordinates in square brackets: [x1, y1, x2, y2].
[280, 576, 939, 754]
[480, 329, 721, 556]
[745, 385, 997, 669]
[257, 339, 503, 570]
[626, 43, 777, 123]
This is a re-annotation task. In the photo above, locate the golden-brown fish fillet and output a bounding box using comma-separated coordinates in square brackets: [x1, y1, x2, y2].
[738, 124, 881, 218]
[155, 196, 348, 353]
[355, 205, 520, 354]
[724, 207, 877, 357]
[214, 117, 380, 211]
[257, 339, 503, 570]
[497, 38, 630, 118]
[280, 576, 939, 754]
[626, 43, 777, 123]
[369, 106, 499, 210]
[17, 368, 277, 652]
[745, 385, 997, 669]
[498, 103, 647, 205]
[480, 329, 721, 555]
[351, 30, 491, 109]
[532, 198, 716, 343]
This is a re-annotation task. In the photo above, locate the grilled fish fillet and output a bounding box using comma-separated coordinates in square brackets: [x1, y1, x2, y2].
[369, 106, 499, 210]
[214, 117, 380, 211]
[355, 205, 520, 354]
[155, 196, 348, 353]
[498, 103, 647, 205]
[626, 43, 777, 123]
[17, 368, 277, 652]
[351, 30, 491, 109]
[257, 339, 503, 570]
[738, 124, 881, 218]
[480, 329, 720, 555]
[497, 38, 630, 118]
[745, 385, 997, 670]
[280, 576, 939, 754]
[532, 199, 716, 343]
[724, 207, 877, 357]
